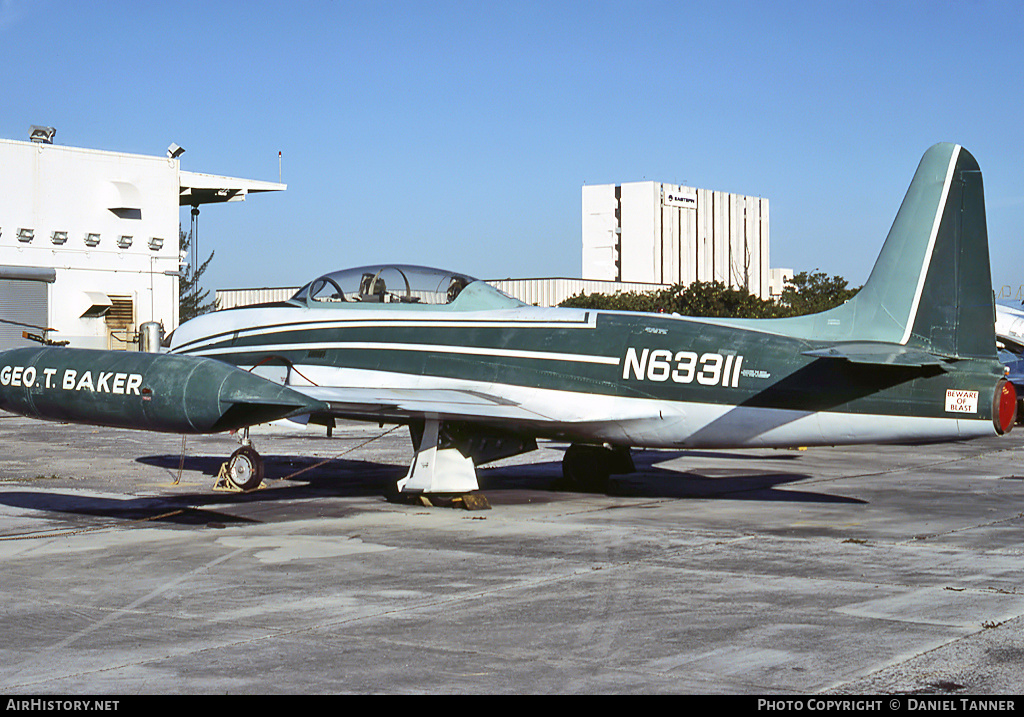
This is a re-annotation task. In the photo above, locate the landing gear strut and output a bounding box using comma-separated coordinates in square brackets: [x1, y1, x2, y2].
[390, 418, 537, 508]
[396, 418, 479, 495]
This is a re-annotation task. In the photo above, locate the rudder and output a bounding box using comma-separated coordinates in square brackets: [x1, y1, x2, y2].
[906, 145, 995, 359]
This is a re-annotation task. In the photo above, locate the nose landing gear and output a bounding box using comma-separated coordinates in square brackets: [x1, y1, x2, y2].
[214, 428, 266, 492]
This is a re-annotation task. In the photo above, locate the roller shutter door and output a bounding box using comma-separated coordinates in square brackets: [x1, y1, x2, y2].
[0, 279, 48, 350]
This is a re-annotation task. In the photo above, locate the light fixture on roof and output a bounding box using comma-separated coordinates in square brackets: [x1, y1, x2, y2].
[17, 228, 34, 243]
[167, 143, 185, 158]
[84, 232, 100, 247]
[116, 235, 133, 249]
[148, 237, 164, 250]
[29, 126, 55, 144]
[51, 231, 68, 245]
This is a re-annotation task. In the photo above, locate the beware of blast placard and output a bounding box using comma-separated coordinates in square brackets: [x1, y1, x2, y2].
[945, 389, 979, 413]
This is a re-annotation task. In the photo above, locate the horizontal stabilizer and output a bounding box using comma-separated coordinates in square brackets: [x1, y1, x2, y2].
[802, 342, 950, 368]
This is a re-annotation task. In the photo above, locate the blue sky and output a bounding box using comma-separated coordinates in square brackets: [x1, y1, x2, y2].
[2, 0, 1023, 297]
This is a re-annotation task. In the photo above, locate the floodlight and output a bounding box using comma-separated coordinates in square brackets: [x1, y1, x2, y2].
[29, 126, 55, 144]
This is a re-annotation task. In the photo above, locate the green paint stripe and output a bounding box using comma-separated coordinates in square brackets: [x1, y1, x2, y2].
[193, 341, 621, 365]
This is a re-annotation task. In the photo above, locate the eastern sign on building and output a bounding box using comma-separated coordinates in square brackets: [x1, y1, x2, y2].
[662, 187, 697, 209]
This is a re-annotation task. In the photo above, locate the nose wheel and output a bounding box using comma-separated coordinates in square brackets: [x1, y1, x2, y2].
[215, 445, 265, 492]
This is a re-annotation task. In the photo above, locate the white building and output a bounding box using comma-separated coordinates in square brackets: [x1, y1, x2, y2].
[216, 177, 785, 310]
[582, 181, 771, 299]
[0, 131, 284, 350]
[768, 267, 795, 299]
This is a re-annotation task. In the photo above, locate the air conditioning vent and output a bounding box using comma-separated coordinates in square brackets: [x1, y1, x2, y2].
[105, 296, 134, 329]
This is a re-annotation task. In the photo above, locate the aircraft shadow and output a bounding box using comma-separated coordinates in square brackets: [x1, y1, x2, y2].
[606, 470, 864, 503]
[137, 448, 863, 505]
[0, 448, 862, 528]
[0, 490, 263, 527]
[0, 452, 411, 527]
[480, 449, 866, 504]
[0, 447, 862, 528]
[137, 452, 407, 497]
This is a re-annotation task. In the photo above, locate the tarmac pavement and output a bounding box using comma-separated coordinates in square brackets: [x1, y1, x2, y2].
[1, 411, 1023, 695]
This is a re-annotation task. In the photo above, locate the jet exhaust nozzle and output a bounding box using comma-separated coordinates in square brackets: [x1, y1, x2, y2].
[994, 378, 1016, 436]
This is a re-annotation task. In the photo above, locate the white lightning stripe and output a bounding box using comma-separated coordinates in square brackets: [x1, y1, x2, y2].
[173, 313, 598, 354]
[187, 341, 622, 365]
[900, 145, 960, 345]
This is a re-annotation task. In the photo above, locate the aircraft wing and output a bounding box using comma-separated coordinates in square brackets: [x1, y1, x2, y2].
[291, 385, 558, 424]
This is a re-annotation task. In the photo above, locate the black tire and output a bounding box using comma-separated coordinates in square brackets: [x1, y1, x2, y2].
[227, 446, 264, 491]
[561, 444, 612, 493]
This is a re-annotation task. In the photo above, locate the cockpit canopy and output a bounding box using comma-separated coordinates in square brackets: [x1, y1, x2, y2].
[290, 264, 479, 306]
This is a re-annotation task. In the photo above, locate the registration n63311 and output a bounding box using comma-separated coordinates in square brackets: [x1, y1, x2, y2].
[622, 348, 743, 387]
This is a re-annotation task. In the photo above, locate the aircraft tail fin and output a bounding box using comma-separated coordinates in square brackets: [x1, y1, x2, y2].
[778, 143, 997, 360]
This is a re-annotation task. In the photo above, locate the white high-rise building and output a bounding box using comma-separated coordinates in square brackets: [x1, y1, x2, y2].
[582, 181, 770, 298]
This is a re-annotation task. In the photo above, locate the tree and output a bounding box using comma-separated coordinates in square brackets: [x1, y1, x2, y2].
[654, 281, 779, 318]
[559, 289, 660, 313]
[558, 272, 859, 319]
[560, 280, 778, 318]
[179, 227, 216, 322]
[776, 270, 859, 317]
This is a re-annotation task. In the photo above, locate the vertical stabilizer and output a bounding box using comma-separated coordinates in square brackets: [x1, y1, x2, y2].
[766, 143, 996, 359]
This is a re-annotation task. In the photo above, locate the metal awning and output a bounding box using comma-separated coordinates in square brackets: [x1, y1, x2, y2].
[0, 266, 56, 283]
[179, 171, 286, 206]
[107, 180, 143, 210]
[80, 291, 112, 318]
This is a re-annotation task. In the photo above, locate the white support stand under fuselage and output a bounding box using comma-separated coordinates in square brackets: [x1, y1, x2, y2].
[396, 417, 480, 494]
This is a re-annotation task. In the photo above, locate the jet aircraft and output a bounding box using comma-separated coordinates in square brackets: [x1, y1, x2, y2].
[994, 302, 1024, 409]
[0, 143, 1015, 496]
[996, 302, 1024, 355]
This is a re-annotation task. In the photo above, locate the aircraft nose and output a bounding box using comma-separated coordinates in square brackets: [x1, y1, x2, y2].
[0, 347, 324, 434]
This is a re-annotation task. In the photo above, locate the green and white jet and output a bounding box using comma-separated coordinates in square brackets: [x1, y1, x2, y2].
[0, 143, 1015, 495]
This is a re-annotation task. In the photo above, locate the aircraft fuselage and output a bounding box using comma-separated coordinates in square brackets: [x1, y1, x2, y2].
[169, 302, 1010, 449]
